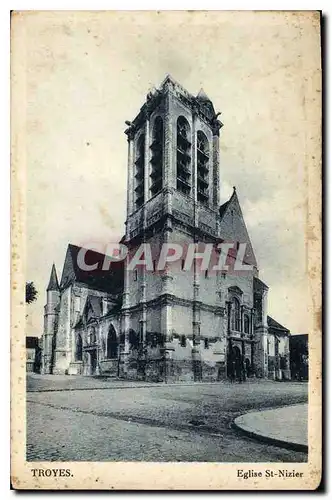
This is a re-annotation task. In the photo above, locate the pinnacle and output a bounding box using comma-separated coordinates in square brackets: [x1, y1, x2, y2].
[47, 263, 59, 291]
[197, 88, 211, 102]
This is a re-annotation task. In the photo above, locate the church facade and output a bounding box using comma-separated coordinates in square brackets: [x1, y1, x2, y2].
[42, 75, 291, 382]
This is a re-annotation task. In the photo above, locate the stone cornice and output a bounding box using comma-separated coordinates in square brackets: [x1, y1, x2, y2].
[227, 335, 257, 344]
[120, 293, 225, 316]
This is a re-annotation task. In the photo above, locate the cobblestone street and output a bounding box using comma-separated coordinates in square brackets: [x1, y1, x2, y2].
[27, 376, 308, 462]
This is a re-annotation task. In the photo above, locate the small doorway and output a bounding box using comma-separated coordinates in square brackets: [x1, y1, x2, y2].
[227, 344, 242, 381]
[107, 325, 118, 359]
[90, 349, 97, 375]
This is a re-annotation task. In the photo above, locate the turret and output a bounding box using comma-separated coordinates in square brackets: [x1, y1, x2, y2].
[42, 264, 60, 374]
[46, 263, 60, 306]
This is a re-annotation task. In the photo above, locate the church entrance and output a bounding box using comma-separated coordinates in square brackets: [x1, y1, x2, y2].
[227, 343, 243, 382]
[89, 349, 97, 375]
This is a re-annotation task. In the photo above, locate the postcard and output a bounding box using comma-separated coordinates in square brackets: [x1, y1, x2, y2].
[11, 10, 322, 490]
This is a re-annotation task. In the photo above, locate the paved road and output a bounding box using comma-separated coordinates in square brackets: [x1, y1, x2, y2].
[27, 377, 308, 462]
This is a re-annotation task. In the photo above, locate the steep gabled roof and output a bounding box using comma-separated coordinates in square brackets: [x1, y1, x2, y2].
[218, 187, 257, 268]
[83, 294, 103, 323]
[267, 316, 290, 333]
[74, 294, 122, 329]
[60, 244, 124, 294]
[88, 295, 103, 318]
[74, 295, 103, 328]
[46, 263, 59, 291]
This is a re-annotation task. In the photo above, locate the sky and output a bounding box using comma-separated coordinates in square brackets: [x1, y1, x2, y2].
[19, 11, 321, 336]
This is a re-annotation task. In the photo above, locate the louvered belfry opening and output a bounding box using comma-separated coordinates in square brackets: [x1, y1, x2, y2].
[150, 116, 163, 197]
[135, 134, 145, 209]
[176, 116, 191, 195]
[197, 130, 209, 204]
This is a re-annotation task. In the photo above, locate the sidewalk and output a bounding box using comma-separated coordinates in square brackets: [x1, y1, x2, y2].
[27, 374, 173, 392]
[233, 403, 308, 452]
[26, 373, 278, 393]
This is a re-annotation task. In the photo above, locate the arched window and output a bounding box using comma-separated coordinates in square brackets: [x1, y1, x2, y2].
[244, 314, 250, 334]
[88, 326, 96, 345]
[76, 333, 82, 361]
[107, 325, 118, 359]
[135, 134, 145, 209]
[197, 131, 209, 205]
[231, 297, 241, 332]
[150, 117, 163, 196]
[176, 116, 191, 195]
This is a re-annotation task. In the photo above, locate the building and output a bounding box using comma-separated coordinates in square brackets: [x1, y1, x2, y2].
[290, 334, 308, 381]
[41, 75, 291, 382]
[26, 336, 42, 373]
[267, 317, 291, 381]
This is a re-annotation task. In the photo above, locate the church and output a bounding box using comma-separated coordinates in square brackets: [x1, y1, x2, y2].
[42, 75, 291, 382]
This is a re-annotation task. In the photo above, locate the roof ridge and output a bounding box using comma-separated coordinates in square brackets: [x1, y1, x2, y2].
[68, 243, 115, 260]
[267, 315, 289, 331]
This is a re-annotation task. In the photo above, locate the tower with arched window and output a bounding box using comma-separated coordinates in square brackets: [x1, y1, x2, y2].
[124, 76, 222, 221]
[122, 75, 224, 381]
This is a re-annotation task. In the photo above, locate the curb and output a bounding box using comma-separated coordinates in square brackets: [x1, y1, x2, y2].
[232, 416, 308, 453]
[27, 380, 233, 393]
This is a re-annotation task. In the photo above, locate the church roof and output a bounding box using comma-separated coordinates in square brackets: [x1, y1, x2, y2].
[267, 316, 290, 333]
[219, 187, 237, 220]
[218, 187, 258, 269]
[254, 276, 269, 291]
[47, 263, 59, 291]
[60, 244, 124, 294]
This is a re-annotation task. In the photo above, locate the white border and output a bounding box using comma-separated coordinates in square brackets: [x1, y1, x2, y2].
[3, 3, 328, 498]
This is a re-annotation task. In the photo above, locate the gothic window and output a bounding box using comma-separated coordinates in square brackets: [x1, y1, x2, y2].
[231, 297, 241, 332]
[107, 325, 118, 359]
[197, 131, 209, 205]
[204, 338, 209, 349]
[75, 333, 82, 361]
[180, 335, 186, 347]
[135, 134, 145, 209]
[244, 314, 250, 334]
[150, 117, 163, 197]
[176, 116, 191, 195]
[88, 326, 96, 345]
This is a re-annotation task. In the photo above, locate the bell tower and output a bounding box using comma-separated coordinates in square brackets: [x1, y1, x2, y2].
[121, 75, 223, 381]
[124, 75, 223, 227]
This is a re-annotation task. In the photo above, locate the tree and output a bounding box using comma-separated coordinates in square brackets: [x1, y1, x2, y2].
[26, 282, 38, 304]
